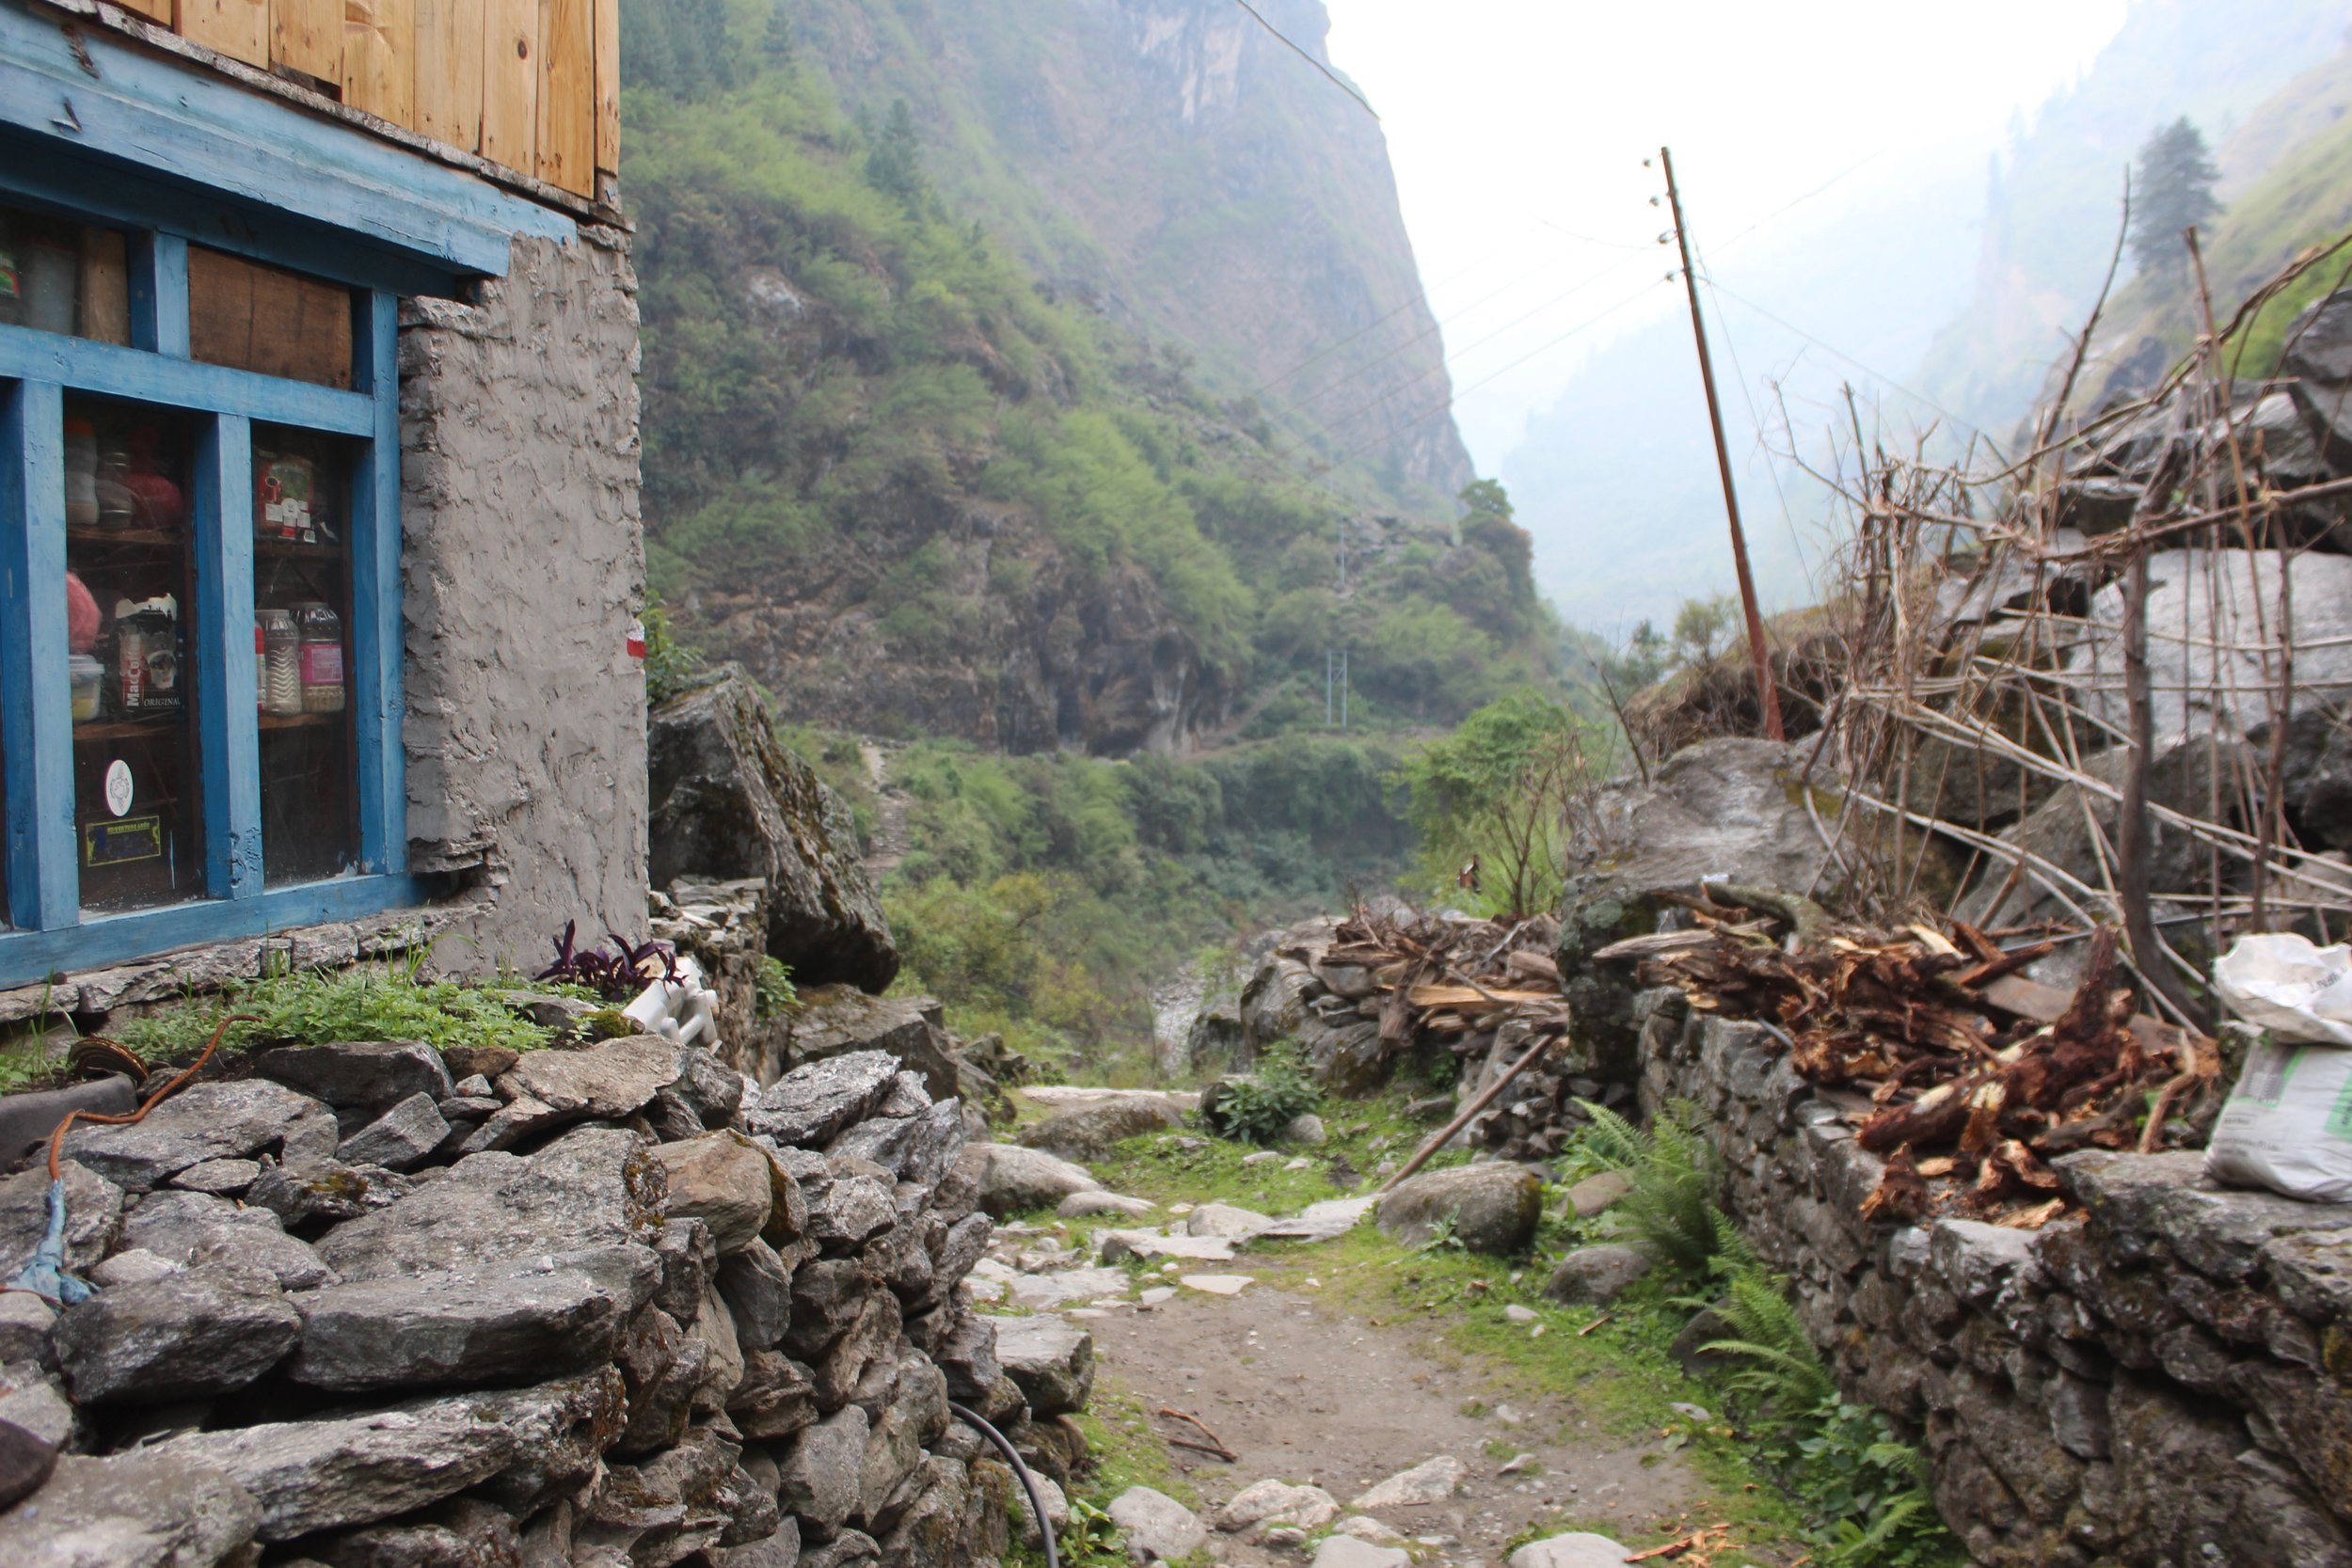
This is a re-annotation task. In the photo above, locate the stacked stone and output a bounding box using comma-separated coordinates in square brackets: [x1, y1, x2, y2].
[1226, 916, 1627, 1160]
[0, 1032, 1057, 1568]
[1637, 988, 2352, 1568]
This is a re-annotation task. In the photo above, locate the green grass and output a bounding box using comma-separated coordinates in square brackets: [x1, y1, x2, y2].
[1004, 1376, 1211, 1568]
[0, 960, 574, 1095]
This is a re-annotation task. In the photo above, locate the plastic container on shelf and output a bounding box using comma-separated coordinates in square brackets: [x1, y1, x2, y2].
[64, 419, 97, 527]
[260, 607, 303, 716]
[68, 654, 103, 721]
[297, 601, 344, 714]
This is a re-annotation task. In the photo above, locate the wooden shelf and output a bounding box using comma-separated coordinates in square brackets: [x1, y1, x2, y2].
[256, 535, 344, 559]
[73, 713, 181, 741]
[76, 710, 343, 740]
[67, 526, 183, 549]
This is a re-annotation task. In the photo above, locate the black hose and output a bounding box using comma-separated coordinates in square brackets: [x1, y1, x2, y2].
[950, 1400, 1060, 1568]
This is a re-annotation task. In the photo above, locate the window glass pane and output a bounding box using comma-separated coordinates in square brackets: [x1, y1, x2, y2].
[253, 425, 358, 886]
[0, 204, 132, 345]
[64, 394, 203, 912]
[188, 247, 354, 389]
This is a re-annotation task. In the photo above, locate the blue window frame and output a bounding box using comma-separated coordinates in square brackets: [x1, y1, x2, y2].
[0, 0, 581, 989]
[0, 189, 416, 987]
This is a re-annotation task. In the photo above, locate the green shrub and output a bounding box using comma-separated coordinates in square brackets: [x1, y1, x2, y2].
[1204, 1040, 1320, 1145]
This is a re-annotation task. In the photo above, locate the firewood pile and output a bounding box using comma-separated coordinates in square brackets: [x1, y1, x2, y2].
[1321, 906, 1629, 1161]
[1601, 895, 2222, 1226]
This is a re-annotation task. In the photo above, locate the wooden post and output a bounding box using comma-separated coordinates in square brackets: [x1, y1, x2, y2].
[1661, 146, 1783, 742]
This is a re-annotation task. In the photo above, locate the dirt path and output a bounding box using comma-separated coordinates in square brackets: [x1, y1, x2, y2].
[1081, 1281, 1693, 1566]
[857, 740, 911, 879]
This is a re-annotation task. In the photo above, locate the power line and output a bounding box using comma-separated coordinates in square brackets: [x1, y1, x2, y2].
[1251, 219, 1636, 402]
[1699, 275, 1981, 437]
[1232, 0, 1379, 120]
[1695, 251, 1814, 591]
[1708, 147, 1887, 258]
[1295, 245, 1645, 425]
[1288, 248, 1659, 458]
[1319, 275, 1671, 471]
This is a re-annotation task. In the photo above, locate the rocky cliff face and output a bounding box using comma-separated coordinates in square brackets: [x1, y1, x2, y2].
[794, 0, 1474, 502]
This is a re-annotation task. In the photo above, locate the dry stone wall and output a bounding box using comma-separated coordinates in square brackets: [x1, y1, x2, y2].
[1637, 987, 2352, 1568]
[0, 1029, 1057, 1567]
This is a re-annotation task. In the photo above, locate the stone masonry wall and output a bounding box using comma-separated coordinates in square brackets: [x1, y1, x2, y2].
[1636, 988, 2352, 1568]
[400, 226, 648, 971]
[0, 1031, 1041, 1567]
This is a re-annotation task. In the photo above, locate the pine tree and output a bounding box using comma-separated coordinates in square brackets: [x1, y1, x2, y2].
[2129, 117, 2222, 277]
[763, 2, 794, 68]
[865, 99, 926, 206]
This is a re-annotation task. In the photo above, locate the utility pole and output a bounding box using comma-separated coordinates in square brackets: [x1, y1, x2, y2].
[1326, 650, 1334, 726]
[1340, 648, 1350, 731]
[1661, 145, 1785, 742]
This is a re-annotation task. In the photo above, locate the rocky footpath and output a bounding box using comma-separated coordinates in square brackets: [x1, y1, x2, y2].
[1640, 990, 2352, 1568]
[0, 1031, 1075, 1568]
[950, 1089, 1643, 1568]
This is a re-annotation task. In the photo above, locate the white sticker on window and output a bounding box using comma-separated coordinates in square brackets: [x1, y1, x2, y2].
[103, 758, 134, 817]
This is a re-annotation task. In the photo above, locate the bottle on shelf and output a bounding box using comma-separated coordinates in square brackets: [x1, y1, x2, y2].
[260, 607, 302, 716]
[298, 602, 344, 714]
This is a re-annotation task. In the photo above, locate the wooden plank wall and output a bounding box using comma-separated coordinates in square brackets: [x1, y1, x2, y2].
[79, 0, 614, 199]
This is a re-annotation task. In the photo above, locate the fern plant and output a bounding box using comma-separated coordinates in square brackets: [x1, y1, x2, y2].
[1571, 1099, 1724, 1275]
[1699, 1262, 1836, 1418]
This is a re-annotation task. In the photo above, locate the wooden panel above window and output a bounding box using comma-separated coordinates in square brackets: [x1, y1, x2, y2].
[30, 0, 611, 199]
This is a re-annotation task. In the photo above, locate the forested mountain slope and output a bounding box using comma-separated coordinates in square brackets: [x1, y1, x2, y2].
[784, 0, 1474, 505]
[622, 0, 1551, 753]
[1915, 0, 2349, 436]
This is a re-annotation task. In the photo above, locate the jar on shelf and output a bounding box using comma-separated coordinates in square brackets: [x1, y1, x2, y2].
[260, 607, 302, 716]
[297, 602, 344, 714]
[64, 418, 97, 527]
[114, 595, 181, 713]
[94, 440, 135, 529]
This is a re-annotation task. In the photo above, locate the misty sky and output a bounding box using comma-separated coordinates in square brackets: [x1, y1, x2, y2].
[1321, 0, 2134, 472]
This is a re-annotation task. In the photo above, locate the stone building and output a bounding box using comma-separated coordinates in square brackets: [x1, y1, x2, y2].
[0, 0, 644, 1006]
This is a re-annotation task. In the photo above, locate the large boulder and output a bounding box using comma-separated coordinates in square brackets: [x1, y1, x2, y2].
[649, 671, 898, 993]
[1376, 1164, 1542, 1255]
[955, 1144, 1099, 1218]
[1017, 1096, 1183, 1162]
[1553, 738, 1868, 1080]
[251, 1040, 453, 1117]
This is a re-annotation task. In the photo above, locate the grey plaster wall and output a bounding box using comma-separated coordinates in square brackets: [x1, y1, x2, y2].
[1637, 990, 2352, 1568]
[399, 226, 647, 972]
